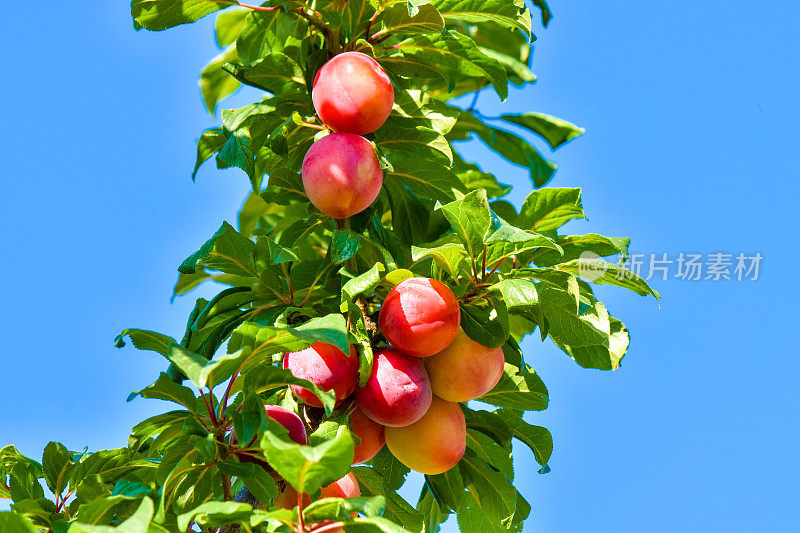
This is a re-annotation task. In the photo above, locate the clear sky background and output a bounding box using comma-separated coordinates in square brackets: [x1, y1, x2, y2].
[1, 1, 798, 531]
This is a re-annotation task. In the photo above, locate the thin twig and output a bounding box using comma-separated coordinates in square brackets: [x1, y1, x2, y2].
[297, 491, 307, 532]
[481, 244, 487, 282]
[238, 2, 281, 12]
[312, 523, 346, 533]
[364, 10, 381, 43]
[487, 257, 507, 277]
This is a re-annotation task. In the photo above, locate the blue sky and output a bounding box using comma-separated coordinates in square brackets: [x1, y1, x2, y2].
[1, 1, 798, 531]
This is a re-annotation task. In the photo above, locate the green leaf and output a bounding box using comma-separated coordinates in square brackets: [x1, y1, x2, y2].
[456, 451, 517, 531]
[452, 113, 556, 187]
[76, 495, 129, 526]
[260, 426, 354, 494]
[432, 0, 532, 38]
[385, 158, 464, 203]
[215, 7, 249, 46]
[71, 449, 156, 486]
[460, 299, 509, 348]
[411, 241, 469, 279]
[42, 442, 74, 495]
[192, 127, 226, 180]
[162, 344, 207, 388]
[217, 102, 280, 186]
[555, 257, 661, 299]
[382, 32, 510, 100]
[230, 313, 349, 362]
[533, 233, 630, 267]
[501, 411, 552, 473]
[114, 329, 175, 354]
[378, 3, 444, 35]
[71, 497, 155, 533]
[200, 45, 241, 115]
[465, 429, 513, 480]
[177, 501, 254, 531]
[538, 287, 630, 370]
[113, 480, 153, 498]
[331, 229, 362, 264]
[179, 221, 257, 277]
[478, 363, 548, 411]
[457, 167, 511, 199]
[341, 263, 386, 303]
[8, 463, 44, 502]
[131, 0, 233, 31]
[425, 467, 465, 513]
[376, 117, 453, 163]
[489, 278, 538, 310]
[343, 517, 411, 532]
[241, 464, 278, 503]
[223, 54, 305, 94]
[196, 347, 252, 389]
[128, 373, 197, 410]
[516, 187, 584, 232]
[531, 0, 553, 26]
[501, 113, 584, 149]
[10, 498, 55, 524]
[352, 466, 422, 531]
[236, 8, 307, 64]
[436, 189, 492, 260]
[0, 513, 37, 533]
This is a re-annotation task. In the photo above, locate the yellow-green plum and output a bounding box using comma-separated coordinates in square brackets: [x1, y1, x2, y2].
[350, 407, 385, 464]
[384, 396, 466, 475]
[424, 328, 505, 402]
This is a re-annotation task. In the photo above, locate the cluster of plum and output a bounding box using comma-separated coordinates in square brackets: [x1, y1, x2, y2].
[284, 277, 505, 476]
[256, 276, 506, 508]
[301, 51, 393, 219]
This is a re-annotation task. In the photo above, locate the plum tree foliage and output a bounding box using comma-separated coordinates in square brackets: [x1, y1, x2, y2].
[1, 1, 660, 531]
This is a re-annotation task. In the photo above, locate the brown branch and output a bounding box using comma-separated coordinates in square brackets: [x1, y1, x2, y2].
[222, 472, 233, 502]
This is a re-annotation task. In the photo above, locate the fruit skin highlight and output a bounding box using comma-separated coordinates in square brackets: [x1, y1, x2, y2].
[385, 396, 466, 475]
[379, 277, 461, 357]
[283, 342, 359, 408]
[350, 407, 385, 465]
[312, 51, 394, 134]
[354, 347, 432, 427]
[301, 132, 383, 219]
[424, 328, 505, 402]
